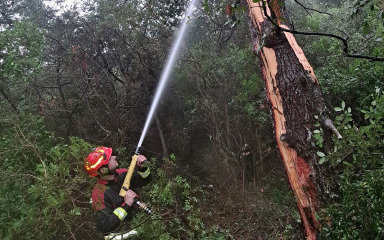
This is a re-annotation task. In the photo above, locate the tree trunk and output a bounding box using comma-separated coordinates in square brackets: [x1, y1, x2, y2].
[245, 1, 328, 239]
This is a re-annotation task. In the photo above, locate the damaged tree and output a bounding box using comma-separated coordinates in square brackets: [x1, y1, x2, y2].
[244, 0, 341, 239]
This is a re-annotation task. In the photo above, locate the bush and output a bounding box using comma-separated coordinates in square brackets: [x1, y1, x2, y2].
[319, 88, 384, 239]
[129, 154, 232, 239]
[0, 114, 96, 239]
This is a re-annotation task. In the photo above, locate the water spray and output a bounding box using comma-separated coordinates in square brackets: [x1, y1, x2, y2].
[120, 0, 199, 216]
[135, 0, 199, 154]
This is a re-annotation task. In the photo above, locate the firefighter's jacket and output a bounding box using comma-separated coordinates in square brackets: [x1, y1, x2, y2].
[91, 167, 151, 234]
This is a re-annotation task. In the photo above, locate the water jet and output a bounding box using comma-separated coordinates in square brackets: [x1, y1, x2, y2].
[135, 0, 199, 154]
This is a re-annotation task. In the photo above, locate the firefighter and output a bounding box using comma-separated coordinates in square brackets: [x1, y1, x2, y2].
[84, 147, 151, 236]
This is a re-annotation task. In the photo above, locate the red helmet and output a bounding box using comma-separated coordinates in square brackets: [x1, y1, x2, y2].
[84, 147, 112, 177]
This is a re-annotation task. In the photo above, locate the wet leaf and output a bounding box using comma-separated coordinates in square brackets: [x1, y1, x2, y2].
[336, 115, 343, 121]
[317, 151, 326, 157]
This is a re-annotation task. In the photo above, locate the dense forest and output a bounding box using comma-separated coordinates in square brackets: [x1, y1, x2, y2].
[0, 0, 383, 239]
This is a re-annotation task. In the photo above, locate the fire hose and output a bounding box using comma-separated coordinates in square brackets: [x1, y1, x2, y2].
[119, 154, 153, 215]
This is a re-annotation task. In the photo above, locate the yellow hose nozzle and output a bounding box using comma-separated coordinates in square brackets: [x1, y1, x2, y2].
[119, 154, 138, 197]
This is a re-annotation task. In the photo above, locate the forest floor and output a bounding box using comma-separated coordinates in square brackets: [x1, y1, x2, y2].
[200, 169, 305, 240]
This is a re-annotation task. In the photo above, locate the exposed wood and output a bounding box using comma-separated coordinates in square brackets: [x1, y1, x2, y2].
[245, 1, 327, 239]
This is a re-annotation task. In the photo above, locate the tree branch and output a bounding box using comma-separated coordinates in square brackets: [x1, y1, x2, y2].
[321, 117, 342, 140]
[0, 84, 19, 113]
[85, 94, 112, 135]
[260, 2, 384, 61]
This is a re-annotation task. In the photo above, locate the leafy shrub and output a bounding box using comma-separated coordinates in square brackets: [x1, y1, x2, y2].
[129, 154, 232, 239]
[0, 114, 95, 239]
[319, 88, 384, 239]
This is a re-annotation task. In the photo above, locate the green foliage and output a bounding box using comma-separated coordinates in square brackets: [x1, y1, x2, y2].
[0, 113, 95, 239]
[0, 21, 43, 81]
[293, 2, 384, 109]
[320, 88, 383, 167]
[352, 0, 384, 30]
[313, 115, 325, 151]
[321, 168, 384, 239]
[130, 155, 232, 239]
[320, 59, 383, 109]
[319, 89, 384, 239]
[0, 21, 44, 112]
[355, 1, 384, 35]
[237, 76, 263, 117]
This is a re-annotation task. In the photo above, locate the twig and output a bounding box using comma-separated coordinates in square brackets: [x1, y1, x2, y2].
[15, 125, 48, 179]
[293, 0, 332, 16]
[85, 94, 111, 135]
[0, 170, 42, 182]
[62, 218, 77, 240]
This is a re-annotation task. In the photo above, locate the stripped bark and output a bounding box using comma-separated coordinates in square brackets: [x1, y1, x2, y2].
[245, 1, 329, 239]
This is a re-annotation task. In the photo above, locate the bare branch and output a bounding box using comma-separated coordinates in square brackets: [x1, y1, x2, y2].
[85, 94, 112, 135]
[0, 84, 19, 113]
[322, 118, 343, 140]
